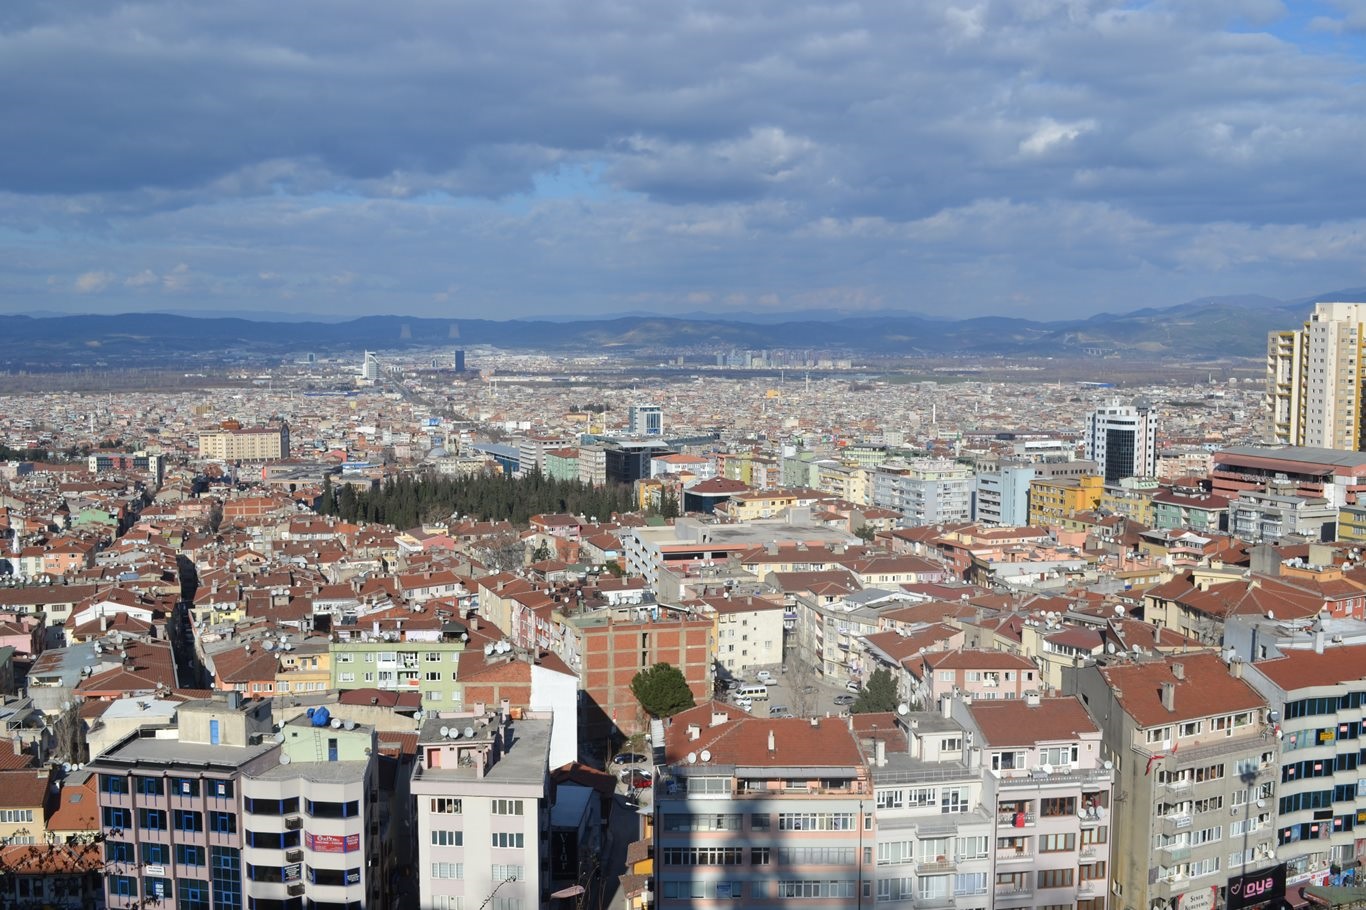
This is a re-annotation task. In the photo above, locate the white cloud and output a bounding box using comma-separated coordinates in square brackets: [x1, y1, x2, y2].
[74, 271, 113, 293]
[1019, 118, 1097, 156]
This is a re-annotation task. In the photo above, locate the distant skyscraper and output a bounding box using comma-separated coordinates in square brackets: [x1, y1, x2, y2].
[628, 404, 663, 436]
[1084, 400, 1157, 483]
[360, 350, 380, 382]
[1269, 301, 1366, 450]
[453, 348, 466, 372]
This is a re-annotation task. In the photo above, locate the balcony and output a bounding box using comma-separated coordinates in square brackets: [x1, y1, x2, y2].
[996, 850, 1033, 865]
[1159, 814, 1193, 836]
[1158, 845, 1192, 865]
[994, 884, 1034, 901]
[916, 857, 957, 875]
[997, 812, 1036, 827]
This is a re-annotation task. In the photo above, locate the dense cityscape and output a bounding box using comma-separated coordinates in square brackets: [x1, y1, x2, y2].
[0, 299, 1359, 910]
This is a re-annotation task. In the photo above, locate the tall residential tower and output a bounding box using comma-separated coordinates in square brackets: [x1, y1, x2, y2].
[1268, 301, 1366, 450]
[1084, 400, 1157, 484]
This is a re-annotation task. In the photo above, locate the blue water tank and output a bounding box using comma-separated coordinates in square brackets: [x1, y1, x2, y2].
[311, 706, 331, 728]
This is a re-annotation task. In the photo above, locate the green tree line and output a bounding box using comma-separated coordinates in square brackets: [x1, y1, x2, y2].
[318, 471, 643, 529]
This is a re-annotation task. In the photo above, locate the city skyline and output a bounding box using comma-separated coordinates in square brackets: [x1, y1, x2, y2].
[6, 2, 1366, 320]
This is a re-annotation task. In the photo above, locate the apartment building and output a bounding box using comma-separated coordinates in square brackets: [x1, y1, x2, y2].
[654, 703, 872, 909]
[868, 711, 994, 908]
[1268, 302, 1366, 449]
[909, 649, 1040, 706]
[89, 692, 386, 910]
[958, 695, 1114, 910]
[871, 459, 973, 526]
[331, 629, 467, 709]
[560, 606, 713, 735]
[974, 460, 1097, 527]
[411, 713, 552, 910]
[1065, 652, 1275, 910]
[690, 594, 785, 679]
[198, 423, 291, 461]
[1242, 643, 1366, 888]
[1027, 474, 1104, 528]
[516, 434, 575, 477]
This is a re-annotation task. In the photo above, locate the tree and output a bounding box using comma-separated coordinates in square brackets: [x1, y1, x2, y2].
[630, 662, 695, 718]
[851, 667, 899, 714]
[853, 524, 876, 542]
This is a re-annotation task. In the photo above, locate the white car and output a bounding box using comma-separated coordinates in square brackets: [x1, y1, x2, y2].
[755, 670, 775, 683]
[734, 697, 753, 710]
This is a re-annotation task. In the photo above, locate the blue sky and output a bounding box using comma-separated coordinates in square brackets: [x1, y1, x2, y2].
[5, 0, 1366, 321]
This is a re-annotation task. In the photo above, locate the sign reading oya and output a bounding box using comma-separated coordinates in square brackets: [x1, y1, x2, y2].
[1226, 863, 1286, 910]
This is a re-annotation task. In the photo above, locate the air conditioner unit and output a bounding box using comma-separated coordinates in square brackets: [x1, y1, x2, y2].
[286, 848, 303, 862]
[288, 883, 305, 896]
[284, 815, 302, 830]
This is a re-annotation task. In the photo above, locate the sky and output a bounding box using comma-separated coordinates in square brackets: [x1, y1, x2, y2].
[5, 0, 1366, 322]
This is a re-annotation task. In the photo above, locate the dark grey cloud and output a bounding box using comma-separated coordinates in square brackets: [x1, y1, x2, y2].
[3, 0, 1366, 320]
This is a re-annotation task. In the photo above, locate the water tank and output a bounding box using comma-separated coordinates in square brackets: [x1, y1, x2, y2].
[311, 706, 331, 728]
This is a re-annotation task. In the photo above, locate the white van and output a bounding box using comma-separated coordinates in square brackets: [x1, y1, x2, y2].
[736, 684, 769, 701]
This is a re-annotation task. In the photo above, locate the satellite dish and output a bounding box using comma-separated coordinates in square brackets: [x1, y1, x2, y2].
[414, 711, 425, 722]
[687, 752, 698, 764]
[1103, 759, 1114, 770]
[61, 762, 71, 773]
[484, 643, 494, 656]
[896, 703, 909, 716]
[345, 720, 356, 731]
[1041, 763, 1054, 775]
[450, 728, 461, 739]
[700, 750, 712, 762]
[330, 718, 341, 729]
[1256, 798, 1266, 808]
[264, 641, 275, 651]
[463, 726, 475, 738]
[280, 754, 291, 764]
[439, 726, 450, 737]
[274, 733, 285, 743]
[1114, 605, 1125, 615]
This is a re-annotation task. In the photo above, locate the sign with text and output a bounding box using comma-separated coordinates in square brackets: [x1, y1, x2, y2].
[1227, 863, 1286, 910]
[304, 831, 360, 853]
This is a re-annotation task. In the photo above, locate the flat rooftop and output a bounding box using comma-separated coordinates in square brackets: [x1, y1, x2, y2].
[94, 730, 278, 771]
[417, 716, 550, 785]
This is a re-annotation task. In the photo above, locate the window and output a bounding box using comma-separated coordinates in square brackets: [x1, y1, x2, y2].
[940, 787, 967, 814]
[431, 862, 464, 879]
[339, 672, 356, 682]
[305, 799, 359, 818]
[779, 812, 854, 831]
[101, 774, 128, 795]
[431, 798, 463, 814]
[751, 813, 771, 831]
[175, 809, 204, 832]
[1039, 832, 1076, 852]
[103, 806, 131, 830]
[106, 841, 134, 863]
[492, 832, 525, 848]
[245, 830, 300, 849]
[209, 811, 236, 834]
[876, 789, 904, 809]
[491, 864, 523, 881]
[491, 799, 524, 816]
[142, 842, 171, 864]
[662, 813, 741, 832]
[1040, 797, 1075, 817]
[1179, 721, 1203, 737]
[662, 847, 744, 865]
[751, 847, 770, 865]
[954, 873, 987, 896]
[209, 780, 233, 798]
[1037, 868, 1074, 888]
[211, 845, 242, 910]
[426, 671, 442, 681]
[245, 797, 300, 815]
[308, 866, 360, 886]
[956, 835, 989, 860]
[1146, 727, 1170, 744]
[177, 844, 206, 867]
[135, 776, 163, 796]
[146, 877, 172, 901]
[172, 777, 201, 798]
[111, 876, 138, 898]
[179, 879, 210, 910]
[140, 808, 168, 831]
[432, 830, 463, 846]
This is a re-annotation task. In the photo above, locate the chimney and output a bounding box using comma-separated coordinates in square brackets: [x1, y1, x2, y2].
[470, 614, 480, 632]
[1026, 692, 1041, 707]
[1314, 630, 1325, 655]
[767, 729, 776, 752]
[875, 739, 887, 768]
[686, 724, 700, 741]
[1171, 662, 1185, 681]
[1230, 658, 1243, 679]
[941, 694, 953, 719]
[1160, 682, 1176, 713]
[1153, 624, 1161, 646]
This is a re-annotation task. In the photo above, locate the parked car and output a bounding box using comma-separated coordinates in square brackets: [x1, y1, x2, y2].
[833, 694, 856, 706]
[612, 752, 648, 766]
[623, 770, 653, 789]
[768, 705, 792, 717]
[755, 670, 775, 683]
[845, 680, 862, 693]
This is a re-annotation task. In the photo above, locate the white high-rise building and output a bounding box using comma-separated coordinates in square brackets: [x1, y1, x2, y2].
[1084, 400, 1157, 484]
[1268, 301, 1366, 450]
[360, 351, 380, 383]
[628, 404, 663, 436]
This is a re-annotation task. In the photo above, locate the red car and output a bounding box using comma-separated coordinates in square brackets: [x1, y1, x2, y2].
[622, 770, 653, 789]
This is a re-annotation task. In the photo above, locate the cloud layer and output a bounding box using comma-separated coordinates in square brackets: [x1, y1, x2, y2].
[5, 0, 1366, 320]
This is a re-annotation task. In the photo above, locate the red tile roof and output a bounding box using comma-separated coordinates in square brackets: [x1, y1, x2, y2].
[1099, 652, 1264, 727]
[967, 696, 1099, 747]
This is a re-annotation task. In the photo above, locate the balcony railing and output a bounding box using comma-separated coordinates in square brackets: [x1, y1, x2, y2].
[997, 812, 1036, 827]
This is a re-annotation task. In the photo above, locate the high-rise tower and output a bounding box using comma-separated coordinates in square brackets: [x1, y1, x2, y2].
[1084, 400, 1157, 484]
[1268, 301, 1366, 449]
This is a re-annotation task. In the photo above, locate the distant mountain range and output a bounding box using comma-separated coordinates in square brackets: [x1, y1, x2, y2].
[0, 289, 1356, 369]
